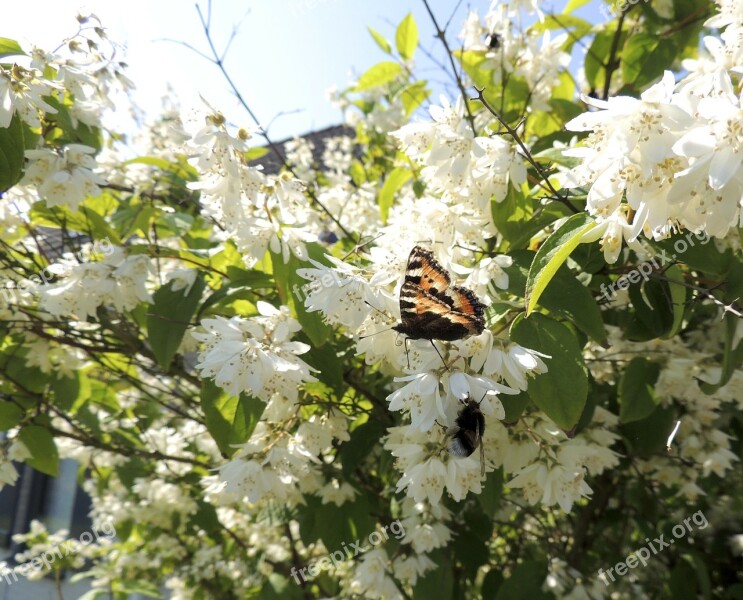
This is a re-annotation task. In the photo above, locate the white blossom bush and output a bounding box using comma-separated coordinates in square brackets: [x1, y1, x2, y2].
[0, 1, 742, 598]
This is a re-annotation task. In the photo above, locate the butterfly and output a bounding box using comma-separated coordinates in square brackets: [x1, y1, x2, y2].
[447, 394, 486, 476]
[392, 246, 485, 343]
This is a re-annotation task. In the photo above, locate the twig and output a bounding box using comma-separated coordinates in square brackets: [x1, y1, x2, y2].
[651, 273, 743, 319]
[473, 87, 579, 213]
[191, 1, 356, 241]
[420, 0, 477, 133]
[602, 7, 627, 100]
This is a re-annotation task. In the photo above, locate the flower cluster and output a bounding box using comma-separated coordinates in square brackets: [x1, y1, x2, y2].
[1, 0, 741, 598]
[193, 301, 316, 400]
[37, 248, 154, 320]
[564, 18, 743, 259]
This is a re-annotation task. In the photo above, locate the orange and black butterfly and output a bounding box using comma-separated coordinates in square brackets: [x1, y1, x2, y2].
[393, 246, 485, 342]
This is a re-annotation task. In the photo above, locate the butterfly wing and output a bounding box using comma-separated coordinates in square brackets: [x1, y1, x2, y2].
[404, 246, 452, 297]
[445, 286, 485, 335]
[396, 282, 477, 340]
[396, 247, 485, 341]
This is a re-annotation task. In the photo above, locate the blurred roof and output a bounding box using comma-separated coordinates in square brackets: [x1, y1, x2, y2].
[252, 123, 354, 174]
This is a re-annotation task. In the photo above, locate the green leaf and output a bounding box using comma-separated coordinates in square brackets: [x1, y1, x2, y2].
[491, 187, 570, 251]
[482, 570, 505, 599]
[271, 245, 333, 347]
[396, 13, 418, 60]
[699, 315, 743, 394]
[563, 0, 592, 13]
[4, 353, 47, 393]
[200, 380, 265, 456]
[379, 167, 412, 222]
[510, 313, 588, 430]
[539, 261, 607, 344]
[368, 27, 392, 54]
[297, 493, 376, 552]
[525, 213, 596, 315]
[157, 211, 194, 237]
[399, 80, 430, 116]
[339, 420, 385, 476]
[50, 371, 91, 414]
[478, 467, 504, 517]
[261, 574, 305, 600]
[413, 550, 453, 599]
[531, 14, 591, 34]
[680, 551, 712, 600]
[30, 202, 122, 245]
[495, 560, 551, 600]
[147, 276, 206, 369]
[619, 357, 660, 423]
[0, 38, 26, 58]
[302, 341, 346, 397]
[622, 34, 677, 89]
[451, 526, 489, 580]
[625, 277, 675, 340]
[0, 401, 23, 430]
[620, 404, 676, 456]
[0, 114, 26, 194]
[193, 500, 221, 535]
[663, 263, 687, 338]
[18, 425, 59, 476]
[585, 30, 615, 90]
[355, 61, 402, 91]
[42, 96, 102, 150]
[502, 389, 530, 423]
[654, 232, 730, 277]
[244, 146, 269, 162]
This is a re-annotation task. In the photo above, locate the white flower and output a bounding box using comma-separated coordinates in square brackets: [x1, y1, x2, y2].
[400, 520, 452, 554]
[348, 549, 402, 599]
[579, 206, 647, 263]
[392, 554, 436, 585]
[0, 441, 30, 491]
[0, 63, 58, 128]
[464, 331, 549, 391]
[193, 303, 316, 400]
[165, 268, 198, 295]
[508, 461, 592, 512]
[297, 256, 379, 329]
[446, 371, 512, 420]
[319, 479, 357, 506]
[387, 372, 446, 432]
[37, 249, 154, 320]
[395, 457, 448, 506]
[218, 458, 275, 504]
[22, 144, 105, 210]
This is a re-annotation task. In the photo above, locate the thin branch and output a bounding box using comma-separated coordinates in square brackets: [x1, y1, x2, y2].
[152, 38, 213, 62]
[191, 2, 356, 241]
[651, 273, 743, 319]
[473, 87, 579, 213]
[602, 8, 627, 100]
[443, 0, 466, 34]
[420, 0, 476, 133]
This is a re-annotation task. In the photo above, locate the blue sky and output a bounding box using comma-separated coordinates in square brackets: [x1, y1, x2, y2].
[7, 1, 601, 140]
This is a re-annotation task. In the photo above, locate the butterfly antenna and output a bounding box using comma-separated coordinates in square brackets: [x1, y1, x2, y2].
[358, 326, 396, 340]
[364, 299, 392, 319]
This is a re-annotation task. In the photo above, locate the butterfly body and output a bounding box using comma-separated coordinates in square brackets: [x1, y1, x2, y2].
[393, 246, 485, 342]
